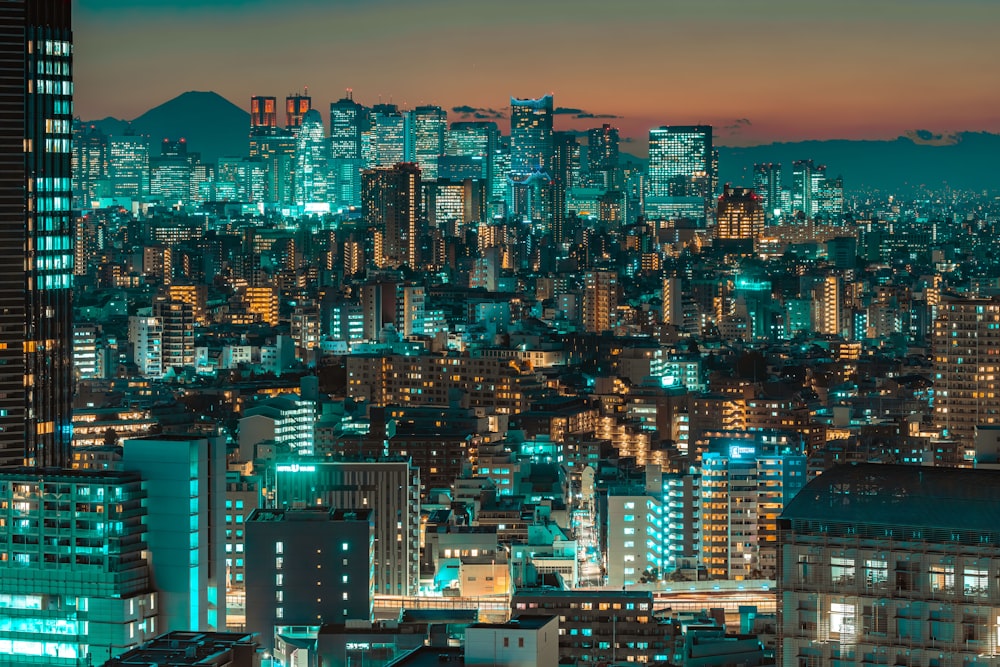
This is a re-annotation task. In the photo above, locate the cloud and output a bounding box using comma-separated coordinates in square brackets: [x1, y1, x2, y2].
[553, 107, 585, 115]
[574, 112, 621, 119]
[905, 129, 961, 146]
[724, 117, 753, 131]
[452, 105, 505, 119]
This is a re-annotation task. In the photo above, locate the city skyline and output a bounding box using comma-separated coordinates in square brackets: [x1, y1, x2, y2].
[75, 0, 1000, 146]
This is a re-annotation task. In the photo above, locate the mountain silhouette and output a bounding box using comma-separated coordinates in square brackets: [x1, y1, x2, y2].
[85, 91, 250, 162]
[717, 132, 1000, 193]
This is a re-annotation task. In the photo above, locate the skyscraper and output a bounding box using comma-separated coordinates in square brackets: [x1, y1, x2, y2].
[285, 93, 311, 132]
[370, 103, 409, 167]
[411, 104, 446, 180]
[932, 297, 1000, 446]
[362, 163, 422, 268]
[752, 162, 782, 221]
[510, 95, 554, 174]
[249, 95, 277, 132]
[645, 125, 713, 222]
[109, 132, 150, 199]
[0, 0, 74, 468]
[587, 123, 620, 189]
[294, 108, 328, 206]
[329, 92, 368, 207]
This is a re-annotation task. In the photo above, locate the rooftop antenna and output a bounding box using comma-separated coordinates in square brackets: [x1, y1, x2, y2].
[346, 88, 353, 101]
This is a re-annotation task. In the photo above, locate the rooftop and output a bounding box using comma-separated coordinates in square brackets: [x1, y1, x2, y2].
[469, 614, 557, 630]
[781, 462, 1000, 533]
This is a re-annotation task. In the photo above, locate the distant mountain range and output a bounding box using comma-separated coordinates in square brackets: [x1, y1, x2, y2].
[717, 132, 1000, 193]
[83, 91, 1000, 192]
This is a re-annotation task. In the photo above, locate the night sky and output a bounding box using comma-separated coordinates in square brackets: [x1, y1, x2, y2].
[74, 0, 1000, 146]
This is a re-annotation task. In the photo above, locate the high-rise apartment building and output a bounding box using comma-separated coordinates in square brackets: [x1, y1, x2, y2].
[700, 432, 806, 580]
[362, 162, 422, 268]
[0, 0, 75, 468]
[933, 297, 1000, 446]
[646, 125, 714, 222]
[583, 270, 618, 334]
[152, 297, 196, 374]
[0, 468, 158, 665]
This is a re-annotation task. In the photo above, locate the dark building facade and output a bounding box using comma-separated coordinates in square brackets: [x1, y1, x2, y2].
[0, 0, 74, 468]
[245, 508, 374, 650]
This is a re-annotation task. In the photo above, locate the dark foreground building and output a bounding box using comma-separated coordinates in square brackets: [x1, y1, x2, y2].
[0, 0, 75, 468]
[778, 463, 1000, 667]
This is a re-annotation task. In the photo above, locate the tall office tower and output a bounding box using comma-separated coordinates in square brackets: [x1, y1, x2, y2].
[510, 95, 553, 174]
[645, 125, 713, 222]
[370, 103, 409, 167]
[250, 131, 295, 205]
[587, 123, 620, 189]
[715, 185, 764, 242]
[411, 105, 446, 180]
[149, 138, 192, 205]
[752, 162, 782, 222]
[123, 435, 227, 633]
[778, 464, 1000, 667]
[284, 93, 311, 132]
[700, 433, 806, 580]
[815, 174, 844, 221]
[550, 131, 580, 244]
[446, 120, 498, 182]
[362, 163, 422, 268]
[329, 92, 368, 207]
[249, 95, 277, 133]
[811, 274, 841, 336]
[933, 297, 1000, 445]
[109, 132, 150, 199]
[273, 458, 421, 596]
[0, 468, 159, 665]
[583, 270, 618, 334]
[790, 159, 826, 219]
[294, 108, 328, 206]
[489, 143, 511, 216]
[0, 0, 74, 468]
[72, 121, 108, 208]
[245, 508, 374, 651]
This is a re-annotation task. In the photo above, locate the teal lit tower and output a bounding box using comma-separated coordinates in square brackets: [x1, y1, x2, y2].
[645, 125, 713, 222]
[329, 91, 368, 206]
[0, 0, 75, 467]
